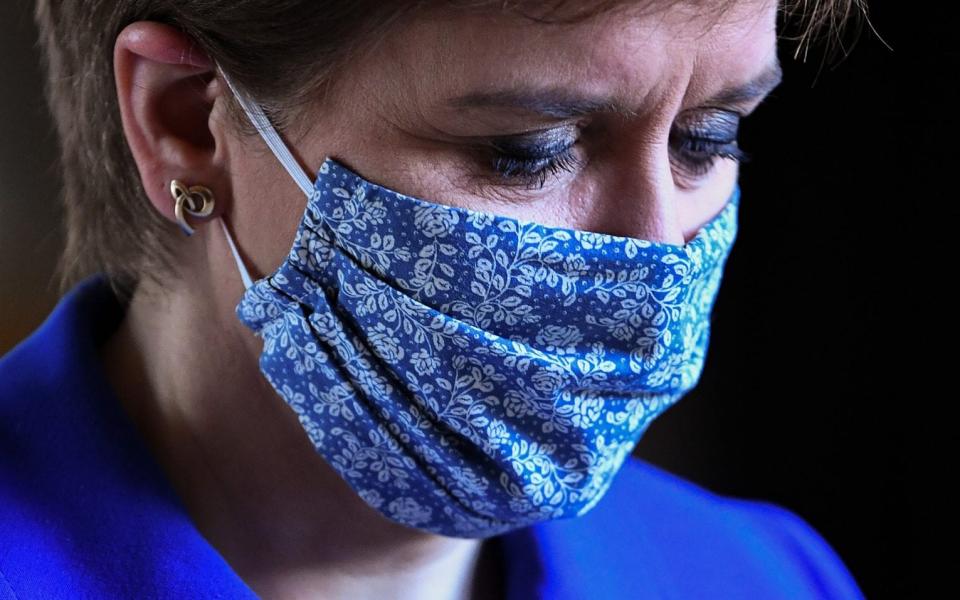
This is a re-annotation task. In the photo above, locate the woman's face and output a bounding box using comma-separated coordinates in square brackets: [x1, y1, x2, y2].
[228, 0, 780, 276]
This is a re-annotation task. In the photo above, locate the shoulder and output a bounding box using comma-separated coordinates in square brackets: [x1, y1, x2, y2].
[0, 276, 258, 599]
[519, 455, 866, 600]
[612, 457, 866, 599]
[1, 277, 129, 596]
[0, 275, 119, 409]
[0, 276, 118, 480]
[0, 276, 110, 597]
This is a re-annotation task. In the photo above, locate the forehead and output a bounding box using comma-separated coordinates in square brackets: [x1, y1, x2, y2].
[374, 0, 779, 113]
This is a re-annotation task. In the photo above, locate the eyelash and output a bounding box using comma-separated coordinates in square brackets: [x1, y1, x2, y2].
[489, 144, 584, 190]
[669, 132, 750, 178]
[488, 129, 749, 189]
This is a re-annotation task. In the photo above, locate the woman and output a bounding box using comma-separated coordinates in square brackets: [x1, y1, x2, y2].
[0, 0, 866, 598]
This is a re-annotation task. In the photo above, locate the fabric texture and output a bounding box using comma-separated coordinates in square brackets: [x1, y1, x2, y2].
[234, 155, 740, 538]
[0, 274, 866, 599]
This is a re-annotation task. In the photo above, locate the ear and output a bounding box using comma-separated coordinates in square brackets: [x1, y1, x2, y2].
[114, 21, 227, 233]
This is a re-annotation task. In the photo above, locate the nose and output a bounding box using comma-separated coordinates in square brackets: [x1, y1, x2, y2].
[585, 143, 685, 246]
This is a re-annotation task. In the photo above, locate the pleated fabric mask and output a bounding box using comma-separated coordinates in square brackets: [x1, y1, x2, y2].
[217, 69, 740, 538]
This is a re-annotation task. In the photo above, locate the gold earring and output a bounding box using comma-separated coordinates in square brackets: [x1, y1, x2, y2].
[170, 180, 215, 236]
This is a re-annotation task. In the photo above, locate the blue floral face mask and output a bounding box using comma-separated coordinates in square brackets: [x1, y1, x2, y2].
[217, 70, 740, 538]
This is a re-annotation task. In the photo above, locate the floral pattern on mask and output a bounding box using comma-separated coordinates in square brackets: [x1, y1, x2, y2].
[236, 156, 739, 538]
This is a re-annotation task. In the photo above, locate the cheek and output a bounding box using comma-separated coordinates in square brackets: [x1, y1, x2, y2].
[235, 166, 309, 277]
[678, 158, 739, 243]
[439, 155, 738, 245]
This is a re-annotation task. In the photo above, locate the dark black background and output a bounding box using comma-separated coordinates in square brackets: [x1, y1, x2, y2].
[636, 4, 931, 598]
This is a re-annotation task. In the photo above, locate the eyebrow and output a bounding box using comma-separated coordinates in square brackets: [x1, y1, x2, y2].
[445, 59, 783, 119]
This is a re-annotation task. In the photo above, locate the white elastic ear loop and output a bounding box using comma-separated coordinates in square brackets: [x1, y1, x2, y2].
[219, 218, 254, 290]
[215, 66, 317, 291]
[218, 67, 315, 198]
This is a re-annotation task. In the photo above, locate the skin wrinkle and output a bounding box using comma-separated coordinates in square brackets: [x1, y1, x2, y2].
[103, 1, 781, 598]
[442, 59, 782, 120]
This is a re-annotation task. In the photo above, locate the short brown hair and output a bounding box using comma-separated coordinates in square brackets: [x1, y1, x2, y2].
[33, 0, 866, 301]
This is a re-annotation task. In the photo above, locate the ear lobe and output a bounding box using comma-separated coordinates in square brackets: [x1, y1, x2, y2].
[114, 21, 225, 229]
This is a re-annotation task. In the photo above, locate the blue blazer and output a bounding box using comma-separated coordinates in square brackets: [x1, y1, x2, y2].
[0, 275, 865, 599]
